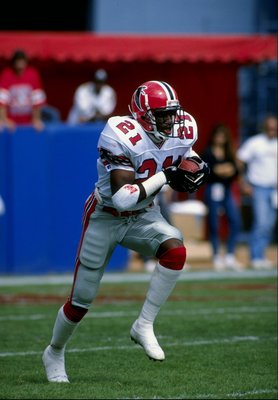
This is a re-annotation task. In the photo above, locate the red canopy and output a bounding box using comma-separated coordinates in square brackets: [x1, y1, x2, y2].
[0, 32, 276, 64]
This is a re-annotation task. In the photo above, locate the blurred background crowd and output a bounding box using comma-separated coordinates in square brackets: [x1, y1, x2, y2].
[0, 0, 277, 275]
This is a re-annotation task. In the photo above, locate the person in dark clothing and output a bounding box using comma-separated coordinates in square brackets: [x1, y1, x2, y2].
[202, 124, 243, 271]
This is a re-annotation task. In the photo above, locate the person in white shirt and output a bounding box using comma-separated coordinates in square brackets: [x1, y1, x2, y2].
[67, 69, 117, 125]
[237, 115, 277, 269]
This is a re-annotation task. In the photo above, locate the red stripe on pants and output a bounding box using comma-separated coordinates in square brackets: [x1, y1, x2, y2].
[69, 193, 97, 302]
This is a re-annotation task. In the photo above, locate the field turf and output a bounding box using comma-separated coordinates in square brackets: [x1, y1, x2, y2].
[0, 270, 277, 399]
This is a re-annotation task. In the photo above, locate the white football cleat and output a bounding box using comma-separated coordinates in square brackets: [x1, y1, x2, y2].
[42, 345, 69, 383]
[130, 320, 165, 361]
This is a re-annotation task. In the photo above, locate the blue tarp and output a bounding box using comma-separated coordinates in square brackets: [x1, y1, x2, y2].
[0, 123, 129, 275]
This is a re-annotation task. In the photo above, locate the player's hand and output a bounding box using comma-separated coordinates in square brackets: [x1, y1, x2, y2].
[163, 158, 210, 193]
[163, 165, 178, 185]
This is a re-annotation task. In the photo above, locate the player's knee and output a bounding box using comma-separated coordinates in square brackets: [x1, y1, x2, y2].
[63, 300, 88, 323]
[158, 246, 186, 270]
[70, 262, 104, 310]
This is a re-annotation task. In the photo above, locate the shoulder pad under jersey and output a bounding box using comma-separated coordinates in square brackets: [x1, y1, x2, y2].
[102, 116, 146, 150]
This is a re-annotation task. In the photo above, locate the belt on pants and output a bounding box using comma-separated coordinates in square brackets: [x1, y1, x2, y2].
[102, 204, 152, 217]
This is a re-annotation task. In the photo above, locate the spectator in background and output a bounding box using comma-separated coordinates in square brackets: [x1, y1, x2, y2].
[202, 123, 243, 271]
[0, 49, 46, 132]
[67, 69, 117, 125]
[237, 115, 277, 270]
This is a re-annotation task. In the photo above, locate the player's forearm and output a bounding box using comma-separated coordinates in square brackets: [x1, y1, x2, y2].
[112, 171, 167, 211]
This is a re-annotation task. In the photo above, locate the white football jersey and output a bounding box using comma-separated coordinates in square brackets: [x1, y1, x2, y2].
[95, 111, 198, 209]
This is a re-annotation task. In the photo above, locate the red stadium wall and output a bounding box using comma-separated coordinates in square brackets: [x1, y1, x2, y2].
[36, 60, 239, 154]
[3, 33, 273, 153]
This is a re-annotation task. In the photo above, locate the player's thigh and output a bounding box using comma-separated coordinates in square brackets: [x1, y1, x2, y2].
[121, 205, 183, 257]
[79, 212, 124, 269]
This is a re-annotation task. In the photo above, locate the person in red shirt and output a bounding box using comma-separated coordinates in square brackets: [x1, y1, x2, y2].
[0, 49, 46, 132]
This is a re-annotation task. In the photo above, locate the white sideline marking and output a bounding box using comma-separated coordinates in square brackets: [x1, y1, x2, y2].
[0, 335, 275, 358]
[226, 388, 277, 398]
[0, 268, 277, 286]
[0, 305, 276, 322]
[177, 388, 278, 399]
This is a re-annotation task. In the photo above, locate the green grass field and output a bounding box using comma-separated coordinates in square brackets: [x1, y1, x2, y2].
[0, 270, 277, 399]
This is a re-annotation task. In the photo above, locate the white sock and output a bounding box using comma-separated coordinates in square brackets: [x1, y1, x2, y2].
[137, 263, 183, 328]
[50, 306, 79, 352]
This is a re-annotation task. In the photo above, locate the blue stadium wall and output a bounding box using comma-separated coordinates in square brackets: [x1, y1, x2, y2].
[92, 0, 276, 34]
[0, 124, 129, 275]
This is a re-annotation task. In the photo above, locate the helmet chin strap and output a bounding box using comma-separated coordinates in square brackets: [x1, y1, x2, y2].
[145, 124, 174, 142]
[146, 130, 165, 143]
[153, 130, 167, 142]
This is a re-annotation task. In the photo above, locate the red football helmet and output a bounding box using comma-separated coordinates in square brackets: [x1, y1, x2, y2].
[129, 80, 182, 140]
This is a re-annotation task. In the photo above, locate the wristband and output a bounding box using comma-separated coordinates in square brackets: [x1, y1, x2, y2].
[141, 171, 167, 197]
[112, 184, 140, 210]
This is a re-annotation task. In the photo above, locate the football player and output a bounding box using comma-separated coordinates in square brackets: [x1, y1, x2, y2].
[42, 80, 209, 383]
